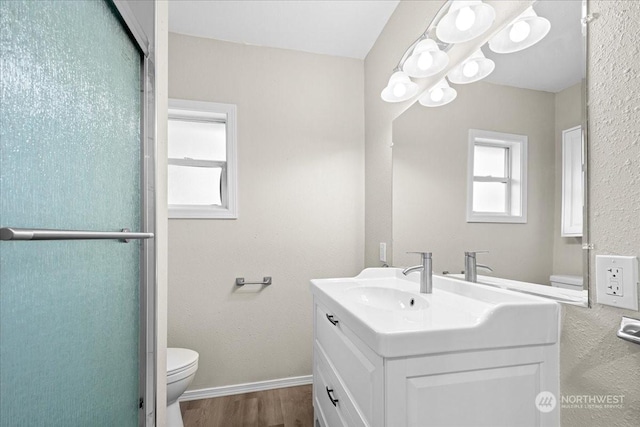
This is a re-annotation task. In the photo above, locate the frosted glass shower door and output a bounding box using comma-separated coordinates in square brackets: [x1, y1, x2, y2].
[1, 1, 148, 425]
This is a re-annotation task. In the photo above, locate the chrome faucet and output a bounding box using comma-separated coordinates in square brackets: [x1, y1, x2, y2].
[402, 252, 433, 294]
[464, 251, 493, 283]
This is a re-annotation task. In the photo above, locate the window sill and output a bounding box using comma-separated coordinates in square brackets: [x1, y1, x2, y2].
[466, 214, 527, 224]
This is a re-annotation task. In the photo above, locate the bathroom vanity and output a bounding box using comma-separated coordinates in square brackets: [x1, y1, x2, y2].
[311, 268, 560, 427]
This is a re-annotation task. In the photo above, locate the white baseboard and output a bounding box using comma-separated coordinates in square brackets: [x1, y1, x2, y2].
[180, 375, 313, 402]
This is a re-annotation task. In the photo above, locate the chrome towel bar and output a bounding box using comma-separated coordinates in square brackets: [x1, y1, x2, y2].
[235, 277, 272, 286]
[0, 227, 153, 242]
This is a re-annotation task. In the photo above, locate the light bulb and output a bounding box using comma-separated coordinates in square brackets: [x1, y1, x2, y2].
[462, 60, 479, 78]
[430, 87, 444, 102]
[393, 83, 407, 98]
[509, 20, 531, 43]
[417, 51, 434, 71]
[455, 6, 476, 31]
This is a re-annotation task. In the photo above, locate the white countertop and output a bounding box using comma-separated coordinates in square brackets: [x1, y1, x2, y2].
[311, 268, 560, 357]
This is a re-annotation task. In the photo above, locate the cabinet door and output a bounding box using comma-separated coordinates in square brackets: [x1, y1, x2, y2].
[385, 346, 559, 427]
[561, 126, 583, 237]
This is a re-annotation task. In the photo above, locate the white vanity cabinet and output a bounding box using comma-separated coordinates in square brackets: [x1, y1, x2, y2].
[311, 269, 560, 427]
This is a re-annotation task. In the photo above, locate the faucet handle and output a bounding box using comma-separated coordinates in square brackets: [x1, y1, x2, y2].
[408, 251, 432, 259]
[465, 250, 489, 258]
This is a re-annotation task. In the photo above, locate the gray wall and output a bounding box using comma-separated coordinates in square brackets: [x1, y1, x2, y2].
[365, 1, 640, 425]
[168, 33, 365, 390]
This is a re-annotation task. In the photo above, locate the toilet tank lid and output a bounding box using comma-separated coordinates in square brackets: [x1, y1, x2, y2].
[550, 275, 583, 286]
[167, 348, 199, 373]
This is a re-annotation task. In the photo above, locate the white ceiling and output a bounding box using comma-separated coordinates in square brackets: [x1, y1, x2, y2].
[168, 0, 583, 93]
[168, 0, 400, 59]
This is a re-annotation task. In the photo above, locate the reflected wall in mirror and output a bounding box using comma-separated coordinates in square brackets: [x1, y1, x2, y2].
[392, 1, 588, 300]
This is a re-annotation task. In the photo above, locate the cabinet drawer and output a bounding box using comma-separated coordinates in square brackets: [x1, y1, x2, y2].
[314, 360, 348, 427]
[315, 303, 382, 424]
[314, 343, 367, 427]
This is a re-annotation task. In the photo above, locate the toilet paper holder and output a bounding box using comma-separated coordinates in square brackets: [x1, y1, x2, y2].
[236, 276, 272, 286]
[617, 316, 640, 345]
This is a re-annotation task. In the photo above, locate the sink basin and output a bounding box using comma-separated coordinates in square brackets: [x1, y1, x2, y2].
[311, 268, 559, 357]
[344, 286, 428, 311]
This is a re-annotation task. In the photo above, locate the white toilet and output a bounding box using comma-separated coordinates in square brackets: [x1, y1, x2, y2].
[167, 347, 199, 427]
[550, 274, 583, 291]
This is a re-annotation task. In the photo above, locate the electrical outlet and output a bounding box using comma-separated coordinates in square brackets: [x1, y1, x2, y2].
[596, 255, 639, 310]
[606, 267, 623, 296]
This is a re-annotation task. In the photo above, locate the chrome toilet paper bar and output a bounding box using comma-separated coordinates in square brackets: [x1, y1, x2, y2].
[617, 316, 640, 345]
[235, 277, 272, 286]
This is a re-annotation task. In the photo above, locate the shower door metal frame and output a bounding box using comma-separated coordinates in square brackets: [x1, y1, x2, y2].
[111, 2, 157, 426]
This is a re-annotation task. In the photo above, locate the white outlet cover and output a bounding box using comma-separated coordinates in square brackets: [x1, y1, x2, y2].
[379, 242, 387, 263]
[595, 255, 639, 310]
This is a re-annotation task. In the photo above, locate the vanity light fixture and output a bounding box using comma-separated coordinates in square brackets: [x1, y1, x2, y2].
[382, 0, 552, 107]
[447, 49, 495, 84]
[418, 79, 457, 107]
[380, 70, 420, 102]
[402, 38, 450, 78]
[436, 0, 496, 44]
[488, 6, 551, 54]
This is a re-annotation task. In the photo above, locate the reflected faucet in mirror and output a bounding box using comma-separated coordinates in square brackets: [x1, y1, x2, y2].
[464, 251, 493, 283]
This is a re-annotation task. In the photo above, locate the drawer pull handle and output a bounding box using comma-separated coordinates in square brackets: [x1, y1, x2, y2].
[326, 314, 339, 326]
[326, 387, 339, 407]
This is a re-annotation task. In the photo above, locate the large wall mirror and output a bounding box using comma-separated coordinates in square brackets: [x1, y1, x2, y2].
[392, 0, 589, 306]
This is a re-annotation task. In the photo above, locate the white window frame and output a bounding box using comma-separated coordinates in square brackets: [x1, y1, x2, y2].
[466, 129, 527, 223]
[168, 99, 237, 219]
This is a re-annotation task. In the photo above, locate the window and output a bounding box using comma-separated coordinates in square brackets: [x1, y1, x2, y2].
[466, 129, 527, 223]
[168, 99, 237, 219]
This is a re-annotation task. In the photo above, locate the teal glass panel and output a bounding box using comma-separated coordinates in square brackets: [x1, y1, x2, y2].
[1, 1, 142, 425]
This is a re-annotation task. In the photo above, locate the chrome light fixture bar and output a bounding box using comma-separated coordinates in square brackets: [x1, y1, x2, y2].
[380, 1, 454, 104]
[381, 1, 552, 108]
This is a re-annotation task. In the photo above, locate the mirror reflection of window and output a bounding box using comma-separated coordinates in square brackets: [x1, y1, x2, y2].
[472, 145, 509, 214]
[467, 129, 527, 223]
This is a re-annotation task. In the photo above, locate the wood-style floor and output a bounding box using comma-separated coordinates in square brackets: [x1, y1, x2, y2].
[180, 385, 314, 427]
